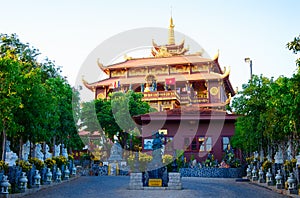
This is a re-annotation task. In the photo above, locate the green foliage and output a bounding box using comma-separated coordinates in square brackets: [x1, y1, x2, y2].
[0, 33, 82, 159]
[222, 149, 241, 168]
[29, 157, 45, 170]
[45, 158, 56, 169]
[284, 158, 297, 173]
[127, 152, 152, 172]
[68, 154, 74, 162]
[16, 160, 32, 172]
[81, 91, 152, 150]
[163, 154, 174, 172]
[80, 153, 91, 161]
[53, 156, 68, 168]
[262, 160, 272, 172]
[0, 160, 9, 173]
[204, 153, 216, 167]
[286, 34, 300, 68]
[231, 35, 300, 160]
[175, 150, 185, 169]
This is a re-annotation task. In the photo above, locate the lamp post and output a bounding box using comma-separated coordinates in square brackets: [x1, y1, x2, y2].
[244, 57, 253, 80]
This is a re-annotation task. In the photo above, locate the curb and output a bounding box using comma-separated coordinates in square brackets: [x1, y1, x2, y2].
[6, 175, 80, 198]
[246, 180, 300, 198]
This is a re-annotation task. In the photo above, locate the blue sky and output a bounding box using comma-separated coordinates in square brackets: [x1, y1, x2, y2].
[1, 0, 299, 100]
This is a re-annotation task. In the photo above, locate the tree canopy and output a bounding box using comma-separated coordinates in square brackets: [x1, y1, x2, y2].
[0, 33, 83, 160]
[231, 34, 300, 159]
[80, 91, 155, 152]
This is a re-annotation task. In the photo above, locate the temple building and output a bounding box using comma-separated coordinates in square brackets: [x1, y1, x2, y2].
[83, 17, 239, 162]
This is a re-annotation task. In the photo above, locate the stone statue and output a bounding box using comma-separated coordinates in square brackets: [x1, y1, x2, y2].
[54, 144, 61, 157]
[22, 140, 30, 161]
[296, 153, 300, 166]
[253, 151, 259, 161]
[267, 154, 272, 162]
[61, 144, 68, 158]
[108, 142, 123, 162]
[45, 144, 52, 159]
[287, 142, 292, 161]
[150, 132, 164, 168]
[35, 143, 44, 161]
[152, 132, 163, 150]
[274, 149, 283, 164]
[5, 140, 18, 166]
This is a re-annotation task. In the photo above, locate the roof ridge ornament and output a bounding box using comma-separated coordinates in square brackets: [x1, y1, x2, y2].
[168, 16, 175, 45]
[97, 58, 110, 75]
[213, 49, 219, 61]
[220, 66, 230, 78]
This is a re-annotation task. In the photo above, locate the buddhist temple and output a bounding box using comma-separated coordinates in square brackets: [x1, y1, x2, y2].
[83, 17, 239, 162]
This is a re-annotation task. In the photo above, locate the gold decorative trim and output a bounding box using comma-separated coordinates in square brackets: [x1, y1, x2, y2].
[210, 87, 219, 96]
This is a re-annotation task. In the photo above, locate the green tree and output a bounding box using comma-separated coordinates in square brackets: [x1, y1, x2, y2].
[0, 56, 23, 160]
[231, 34, 300, 160]
[81, 91, 154, 151]
[231, 75, 272, 156]
[0, 33, 83, 158]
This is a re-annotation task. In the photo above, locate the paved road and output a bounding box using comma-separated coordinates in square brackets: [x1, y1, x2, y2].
[23, 176, 287, 198]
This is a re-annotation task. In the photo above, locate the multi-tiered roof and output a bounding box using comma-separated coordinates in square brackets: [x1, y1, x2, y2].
[83, 17, 235, 110]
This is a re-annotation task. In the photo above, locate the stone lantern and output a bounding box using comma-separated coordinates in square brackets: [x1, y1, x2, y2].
[251, 166, 258, 181]
[56, 168, 62, 182]
[1, 175, 11, 195]
[274, 169, 283, 189]
[72, 164, 77, 175]
[64, 166, 70, 180]
[258, 167, 265, 183]
[246, 165, 252, 180]
[46, 168, 53, 184]
[287, 173, 297, 194]
[34, 170, 41, 187]
[19, 172, 28, 192]
[266, 168, 273, 186]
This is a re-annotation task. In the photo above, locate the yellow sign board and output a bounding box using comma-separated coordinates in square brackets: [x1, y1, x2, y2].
[159, 129, 168, 135]
[148, 179, 162, 187]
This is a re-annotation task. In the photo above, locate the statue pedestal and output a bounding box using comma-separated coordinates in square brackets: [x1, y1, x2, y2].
[129, 173, 143, 190]
[168, 173, 182, 190]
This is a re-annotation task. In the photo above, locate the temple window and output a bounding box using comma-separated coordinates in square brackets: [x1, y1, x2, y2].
[184, 137, 190, 150]
[165, 137, 173, 152]
[222, 137, 230, 151]
[191, 138, 197, 151]
[198, 136, 212, 152]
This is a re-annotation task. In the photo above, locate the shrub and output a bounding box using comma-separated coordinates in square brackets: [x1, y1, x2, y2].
[262, 160, 272, 171]
[53, 156, 68, 168]
[45, 158, 56, 169]
[138, 152, 152, 172]
[0, 160, 9, 173]
[16, 160, 32, 172]
[68, 154, 74, 162]
[162, 154, 173, 165]
[29, 158, 45, 170]
[284, 158, 297, 173]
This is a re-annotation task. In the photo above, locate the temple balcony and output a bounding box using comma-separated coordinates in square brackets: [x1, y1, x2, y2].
[142, 90, 180, 102]
[142, 90, 209, 106]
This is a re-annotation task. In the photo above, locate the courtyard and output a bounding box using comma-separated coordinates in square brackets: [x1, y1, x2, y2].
[21, 176, 288, 198]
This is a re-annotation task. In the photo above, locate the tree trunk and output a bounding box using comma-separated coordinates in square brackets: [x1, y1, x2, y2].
[53, 136, 56, 157]
[19, 137, 23, 161]
[32, 143, 36, 158]
[1, 119, 7, 161]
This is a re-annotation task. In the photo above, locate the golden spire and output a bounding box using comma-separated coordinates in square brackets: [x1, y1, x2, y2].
[168, 16, 175, 45]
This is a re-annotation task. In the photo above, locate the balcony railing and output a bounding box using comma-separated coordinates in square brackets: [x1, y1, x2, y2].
[142, 91, 209, 104]
[142, 91, 180, 101]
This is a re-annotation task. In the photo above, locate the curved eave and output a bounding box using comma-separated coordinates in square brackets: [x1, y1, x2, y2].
[133, 111, 239, 125]
[82, 77, 96, 92]
[139, 114, 238, 121]
[213, 50, 219, 61]
[97, 58, 110, 75]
